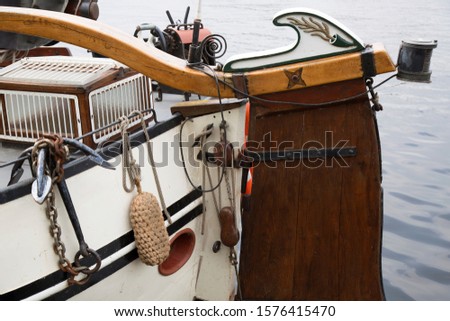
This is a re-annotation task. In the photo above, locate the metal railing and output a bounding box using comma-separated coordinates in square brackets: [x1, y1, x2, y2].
[89, 74, 153, 143]
[0, 90, 82, 142]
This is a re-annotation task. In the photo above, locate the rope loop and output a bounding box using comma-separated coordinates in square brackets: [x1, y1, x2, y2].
[120, 116, 142, 193]
[118, 111, 172, 223]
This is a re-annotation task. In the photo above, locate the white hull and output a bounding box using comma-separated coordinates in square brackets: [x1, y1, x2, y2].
[0, 103, 246, 300]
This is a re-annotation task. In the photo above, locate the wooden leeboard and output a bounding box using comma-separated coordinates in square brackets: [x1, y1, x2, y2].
[240, 79, 384, 300]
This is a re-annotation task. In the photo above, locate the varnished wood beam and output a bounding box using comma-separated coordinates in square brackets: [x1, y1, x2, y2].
[0, 7, 230, 97]
[0, 7, 396, 98]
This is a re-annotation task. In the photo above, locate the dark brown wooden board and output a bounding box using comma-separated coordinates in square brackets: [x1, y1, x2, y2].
[239, 78, 384, 300]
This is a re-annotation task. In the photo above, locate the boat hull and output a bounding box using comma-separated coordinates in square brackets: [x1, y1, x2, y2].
[0, 106, 246, 300]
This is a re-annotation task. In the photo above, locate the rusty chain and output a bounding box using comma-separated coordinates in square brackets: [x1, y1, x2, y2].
[31, 134, 68, 183]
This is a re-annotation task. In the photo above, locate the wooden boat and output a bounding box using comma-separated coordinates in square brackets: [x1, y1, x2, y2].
[0, 1, 414, 300]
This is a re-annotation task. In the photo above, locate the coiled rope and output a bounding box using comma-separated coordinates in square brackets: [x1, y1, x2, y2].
[120, 112, 171, 266]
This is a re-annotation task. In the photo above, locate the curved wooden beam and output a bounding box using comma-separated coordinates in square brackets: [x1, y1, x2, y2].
[0, 7, 233, 97]
[0, 7, 396, 98]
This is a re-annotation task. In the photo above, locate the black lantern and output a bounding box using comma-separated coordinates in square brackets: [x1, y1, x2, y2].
[397, 40, 438, 83]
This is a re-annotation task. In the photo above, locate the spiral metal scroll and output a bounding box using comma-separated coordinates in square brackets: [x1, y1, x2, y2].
[201, 34, 227, 61]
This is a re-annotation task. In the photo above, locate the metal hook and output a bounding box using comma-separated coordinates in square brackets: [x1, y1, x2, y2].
[7, 151, 29, 186]
[366, 78, 383, 111]
[31, 148, 52, 204]
[62, 138, 115, 170]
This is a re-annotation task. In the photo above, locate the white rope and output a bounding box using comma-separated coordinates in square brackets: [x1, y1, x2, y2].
[120, 116, 141, 193]
[137, 112, 173, 224]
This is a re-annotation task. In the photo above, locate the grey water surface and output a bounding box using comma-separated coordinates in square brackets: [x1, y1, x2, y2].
[96, 0, 450, 300]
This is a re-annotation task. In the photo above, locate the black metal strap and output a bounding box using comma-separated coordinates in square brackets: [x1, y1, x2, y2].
[242, 147, 357, 164]
[361, 45, 377, 78]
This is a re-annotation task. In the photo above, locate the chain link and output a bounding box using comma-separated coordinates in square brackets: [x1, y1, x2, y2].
[230, 247, 242, 300]
[45, 180, 87, 283]
[31, 135, 68, 183]
[219, 124, 242, 300]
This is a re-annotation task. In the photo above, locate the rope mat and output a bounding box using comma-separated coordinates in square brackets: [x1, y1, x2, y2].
[130, 192, 170, 266]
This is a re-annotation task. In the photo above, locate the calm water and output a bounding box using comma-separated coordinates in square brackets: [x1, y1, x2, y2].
[94, 0, 450, 300]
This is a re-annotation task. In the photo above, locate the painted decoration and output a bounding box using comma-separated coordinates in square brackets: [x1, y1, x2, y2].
[223, 8, 365, 72]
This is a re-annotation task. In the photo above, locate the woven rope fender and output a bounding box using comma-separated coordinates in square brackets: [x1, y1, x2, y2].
[130, 192, 170, 266]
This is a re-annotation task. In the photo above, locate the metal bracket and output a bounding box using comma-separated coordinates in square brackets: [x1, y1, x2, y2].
[361, 45, 377, 79]
[366, 78, 383, 111]
[231, 73, 249, 99]
[242, 147, 357, 165]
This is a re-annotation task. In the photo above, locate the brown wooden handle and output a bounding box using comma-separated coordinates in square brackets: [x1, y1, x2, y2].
[219, 206, 240, 247]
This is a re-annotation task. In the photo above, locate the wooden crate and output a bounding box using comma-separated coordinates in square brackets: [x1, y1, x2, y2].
[0, 56, 153, 148]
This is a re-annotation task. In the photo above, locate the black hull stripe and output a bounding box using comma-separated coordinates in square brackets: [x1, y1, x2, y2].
[45, 204, 203, 301]
[0, 189, 202, 301]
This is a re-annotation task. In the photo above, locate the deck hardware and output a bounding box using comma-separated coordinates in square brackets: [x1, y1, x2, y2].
[200, 33, 227, 63]
[284, 67, 306, 89]
[158, 228, 196, 276]
[231, 73, 248, 99]
[65, 0, 99, 20]
[397, 39, 437, 83]
[212, 241, 221, 253]
[31, 148, 52, 204]
[187, 18, 203, 64]
[219, 206, 240, 247]
[361, 45, 376, 78]
[242, 147, 357, 165]
[57, 179, 102, 283]
[30, 134, 111, 285]
[229, 247, 242, 300]
[63, 137, 115, 170]
[7, 147, 32, 186]
[366, 78, 383, 111]
[134, 23, 167, 52]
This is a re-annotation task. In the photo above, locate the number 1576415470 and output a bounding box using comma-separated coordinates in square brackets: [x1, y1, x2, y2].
[256, 305, 336, 317]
